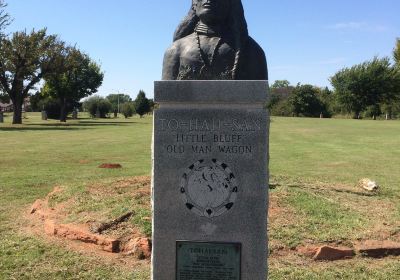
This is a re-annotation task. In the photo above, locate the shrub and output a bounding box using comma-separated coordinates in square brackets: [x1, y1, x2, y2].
[289, 84, 329, 117]
[83, 96, 112, 118]
[32, 95, 78, 119]
[121, 102, 135, 118]
[134, 90, 150, 117]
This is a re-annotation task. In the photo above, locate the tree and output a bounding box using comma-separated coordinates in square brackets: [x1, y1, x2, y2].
[34, 95, 79, 119]
[148, 98, 155, 113]
[82, 95, 112, 118]
[394, 38, 400, 66]
[42, 46, 103, 122]
[106, 93, 131, 114]
[288, 84, 327, 117]
[271, 80, 290, 89]
[330, 57, 400, 118]
[316, 87, 335, 116]
[0, 1, 10, 102]
[0, 0, 11, 37]
[121, 102, 135, 118]
[267, 80, 295, 116]
[134, 90, 150, 117]
[0, 29, 61, 124]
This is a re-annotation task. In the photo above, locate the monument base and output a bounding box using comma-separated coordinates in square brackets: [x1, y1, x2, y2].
[152, 81, 269, 280]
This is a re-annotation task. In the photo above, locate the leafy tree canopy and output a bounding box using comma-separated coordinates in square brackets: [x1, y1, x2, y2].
[82, 95, 111, 118]
[394, 38, 400, 66]
[121, 102, 135, 118]
[106, 93, 132, 112]
[330, 57, 400, 118]
[42, 46, 103, 122]
[134, 90, 150, 117]
[289, 84, 327, 117]
[0, 28, 62, 124]
[0, 0, 11, 37]
[271, 80, 290, 89]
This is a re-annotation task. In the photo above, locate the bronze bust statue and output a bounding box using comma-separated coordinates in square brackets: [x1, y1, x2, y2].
[162, 0, 268, 80]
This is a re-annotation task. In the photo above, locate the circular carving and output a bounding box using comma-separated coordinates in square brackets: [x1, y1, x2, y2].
[180, 159, 238, 218]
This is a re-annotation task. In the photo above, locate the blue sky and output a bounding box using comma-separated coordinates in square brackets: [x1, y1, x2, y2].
[6, 0, 400, 99]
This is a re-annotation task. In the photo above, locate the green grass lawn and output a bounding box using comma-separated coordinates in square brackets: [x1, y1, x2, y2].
[1, 113, 400, 279]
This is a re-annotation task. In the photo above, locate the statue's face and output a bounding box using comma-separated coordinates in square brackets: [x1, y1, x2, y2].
[195, 0, 230, 24]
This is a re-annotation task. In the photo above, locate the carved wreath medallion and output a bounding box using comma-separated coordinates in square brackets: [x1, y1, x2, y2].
[180, 159, 238, 218]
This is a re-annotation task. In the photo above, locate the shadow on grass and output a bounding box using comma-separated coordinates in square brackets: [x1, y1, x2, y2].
[0, 126, 84, 131]
[330, 188, 377, 197]
[0, 119, 143, 131]
[286, 183, 377, 197]
[75, 121, 138, 125]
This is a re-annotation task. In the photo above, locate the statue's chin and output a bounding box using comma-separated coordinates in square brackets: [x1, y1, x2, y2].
[197, 11, 225, 26]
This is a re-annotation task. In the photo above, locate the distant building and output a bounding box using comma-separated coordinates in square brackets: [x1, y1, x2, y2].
[0, 101, 13, 112]
[0, 97, 31, 112]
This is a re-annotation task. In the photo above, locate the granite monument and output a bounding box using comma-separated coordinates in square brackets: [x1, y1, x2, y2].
[41, 110, 47, 121]
[72, 108, 78, 119]
[152, 1, 269, 279]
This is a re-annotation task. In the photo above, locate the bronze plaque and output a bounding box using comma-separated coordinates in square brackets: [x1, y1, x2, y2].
[176, 241, 241, 280]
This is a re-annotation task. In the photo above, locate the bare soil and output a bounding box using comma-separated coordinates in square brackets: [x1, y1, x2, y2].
[24, 176, 152, 268]
[24, 176, 400, 266]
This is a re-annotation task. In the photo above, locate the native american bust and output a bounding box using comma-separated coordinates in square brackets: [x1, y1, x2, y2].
[162, 0, 268, 80]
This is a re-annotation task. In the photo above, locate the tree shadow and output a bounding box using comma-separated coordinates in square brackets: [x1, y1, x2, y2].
[0, 119, 142, 131]
[75, 121, 138, 125]
[286, 183, 377, 197]
[330, 188, 377, 197]
[0, 126, 84, 131]
[22, 121, 138, 127]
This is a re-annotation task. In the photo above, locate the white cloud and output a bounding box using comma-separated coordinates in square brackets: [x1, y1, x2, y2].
[326, 22, 388, 32]
[327, 22, 367, 30]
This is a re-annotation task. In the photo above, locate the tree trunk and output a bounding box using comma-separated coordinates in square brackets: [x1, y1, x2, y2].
[386, 108, 392, 120]
[59, 98, 67, 122]
[12, 96, 23, 124]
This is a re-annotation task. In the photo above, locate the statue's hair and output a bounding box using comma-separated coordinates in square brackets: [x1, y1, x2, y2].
[173, 0, 249, 79]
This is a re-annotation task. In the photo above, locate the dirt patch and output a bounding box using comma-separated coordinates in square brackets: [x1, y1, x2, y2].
[279, 180, 400, 239]
[26, 176, 400, 267]
[26, 177, 152, 263]
[313, 246, 355, 261]
[44, 220, 120, 253]
[268, 182, 400, 262]
[98, 163, 122, 169]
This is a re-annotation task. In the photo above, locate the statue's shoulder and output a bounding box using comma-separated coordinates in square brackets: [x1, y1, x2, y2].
[162, 34, 197, 80]
[241, 37, 268, 80]
[165, 33, 196, 56]
[245, 37, 266, 62]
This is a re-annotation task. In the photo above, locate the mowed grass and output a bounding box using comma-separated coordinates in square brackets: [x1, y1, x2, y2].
[0, 113, 152, 279]
[1, 113, 400, 279]
[0, 113, 152, 205]
[271, 117, 400, 191]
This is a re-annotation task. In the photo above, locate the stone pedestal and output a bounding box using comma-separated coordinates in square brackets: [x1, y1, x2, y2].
[152, 81, 269, 280]
[41, 111, 47, 121]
